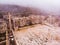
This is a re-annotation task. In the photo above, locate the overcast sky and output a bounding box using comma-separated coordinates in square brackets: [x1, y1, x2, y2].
[0, 0, 60, 15]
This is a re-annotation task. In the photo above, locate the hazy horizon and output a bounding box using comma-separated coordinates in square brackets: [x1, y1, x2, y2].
[0, 0, 60, 15]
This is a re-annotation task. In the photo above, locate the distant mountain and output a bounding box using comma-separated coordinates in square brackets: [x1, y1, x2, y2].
[0, 4, 27, 13]
[0, 4, 43, 16]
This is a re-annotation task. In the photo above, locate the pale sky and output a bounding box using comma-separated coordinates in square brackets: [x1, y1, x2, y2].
[0, 0, 60, 15]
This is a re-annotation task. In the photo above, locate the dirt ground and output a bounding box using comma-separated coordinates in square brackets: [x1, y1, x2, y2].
[14, 24, 60, 45]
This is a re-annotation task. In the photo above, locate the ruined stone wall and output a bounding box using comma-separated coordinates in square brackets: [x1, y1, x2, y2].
[11, 15, 60, 30]
[0, 20, 7, 33]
